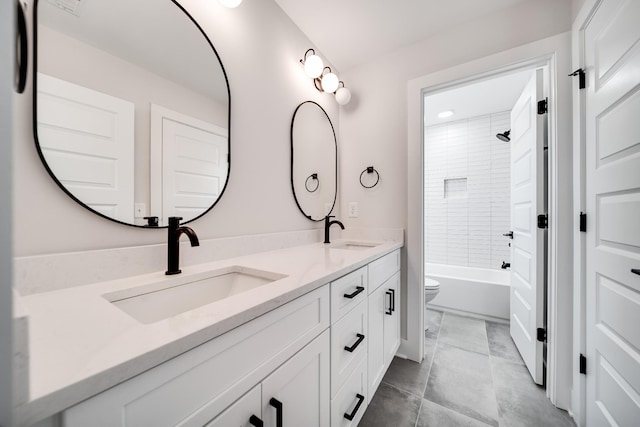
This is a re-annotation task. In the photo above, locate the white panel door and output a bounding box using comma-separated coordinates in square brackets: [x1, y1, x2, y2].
[509, 69, 546, 385]
[584, 0, 640, 424]
[151, 104, 228, 225]
[37, 73, 135, 222]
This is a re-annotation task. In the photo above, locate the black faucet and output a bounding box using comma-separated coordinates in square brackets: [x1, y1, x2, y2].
[324, 215, 345, 244]
[501, 261, 511, 270]
[166, 216, 199, 275]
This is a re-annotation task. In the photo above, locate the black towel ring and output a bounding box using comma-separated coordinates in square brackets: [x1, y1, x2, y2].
[305, 173, 319, 192]
[360, 166, 380, 189]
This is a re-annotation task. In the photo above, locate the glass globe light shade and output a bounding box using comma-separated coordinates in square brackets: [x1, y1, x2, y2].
[321, 72, 339, 93]
[304, 55, 324, 78]
[335, 87, 352, 105]
[219, 0, 242, 8]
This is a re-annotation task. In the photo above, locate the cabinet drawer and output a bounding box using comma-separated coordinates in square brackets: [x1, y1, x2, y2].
[63, 286, 330, 427]
[331, 299, 367, 397]
[331, 356, 368, 427]
[205, 385, 261, 427]
[368, 250, 400, 294]
[331, 266, 367, 322]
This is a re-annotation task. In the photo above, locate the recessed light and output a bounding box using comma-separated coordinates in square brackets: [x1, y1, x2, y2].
[438, 110, 454, 119]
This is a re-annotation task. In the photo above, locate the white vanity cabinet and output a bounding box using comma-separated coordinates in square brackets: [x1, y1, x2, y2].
[62, 286, 330, 427]
[56, 248, 402, 427]
[367, 251, 401, 400]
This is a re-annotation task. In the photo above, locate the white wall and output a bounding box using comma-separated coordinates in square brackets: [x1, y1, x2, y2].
[1, 0, 14, 424]
[338, 0, 571, 355]
[425, 112, 511, 270]
[14, 0, 340, 257]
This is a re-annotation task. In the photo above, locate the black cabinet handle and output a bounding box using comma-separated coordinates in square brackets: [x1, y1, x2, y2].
[632, 269, 640, 276]
[344, 286, 365, 299]
[385, 290, 393, 315]
[390, 288, 395, 312]
[249, 415, 264, 427]
[343, 393, 365, 421]
[344, 333, 365, 352]
[503, 231, 514, 239]
[15, 0, 27, 94]
[269, 398, 283, 427]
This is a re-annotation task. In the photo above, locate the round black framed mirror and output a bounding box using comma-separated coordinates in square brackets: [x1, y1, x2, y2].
[33, 0, 231, 227]
[290, 101, 337, 221]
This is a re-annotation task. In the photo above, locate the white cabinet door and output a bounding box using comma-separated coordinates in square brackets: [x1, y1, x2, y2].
[368, 271, 401, 400]
[383, 272, 401, 366]
[262, 330, 330, 427]
[367, 284, 386, 400]
[205, 385, 262, 427]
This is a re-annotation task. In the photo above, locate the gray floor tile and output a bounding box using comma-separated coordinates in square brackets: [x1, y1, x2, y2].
[491, 357, 575, 427]
[417, 399, 493, 427]
[424, 343, 499, 426]
[425, 308, 443, 340]
[382, 356, 431, 398]
[486, 321, 524, 364]
[358, 382, 422, 427]
[438, 313, 489, 355]
[424, 334, 437, 366]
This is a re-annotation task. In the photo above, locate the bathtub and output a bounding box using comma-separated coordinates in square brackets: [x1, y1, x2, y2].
[425, 263, 510, 321]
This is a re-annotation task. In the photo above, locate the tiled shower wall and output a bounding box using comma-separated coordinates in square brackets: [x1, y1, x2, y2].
[424, 111, 511, 270]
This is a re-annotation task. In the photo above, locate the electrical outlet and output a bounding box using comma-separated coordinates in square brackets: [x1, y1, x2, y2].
[348, 202, 358, 218]
[134, 203, 146, 218]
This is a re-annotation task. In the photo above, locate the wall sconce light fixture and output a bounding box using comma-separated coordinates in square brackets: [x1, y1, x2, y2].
[300, 49, 351, 105]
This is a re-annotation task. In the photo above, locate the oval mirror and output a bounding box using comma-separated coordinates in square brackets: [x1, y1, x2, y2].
[34, 0, 230, 227]
[291, 101, 337, 221]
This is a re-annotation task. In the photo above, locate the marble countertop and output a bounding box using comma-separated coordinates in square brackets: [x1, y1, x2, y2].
[16, 238, 402, 425]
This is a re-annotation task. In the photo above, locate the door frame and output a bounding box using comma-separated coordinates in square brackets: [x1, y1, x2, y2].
[406, 32, 574, 409]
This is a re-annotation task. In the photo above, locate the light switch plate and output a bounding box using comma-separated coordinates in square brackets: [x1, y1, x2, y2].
[348, 202, 358, 218]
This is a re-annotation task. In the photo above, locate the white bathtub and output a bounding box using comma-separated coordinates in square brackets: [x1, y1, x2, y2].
[425, 263, 510, 321]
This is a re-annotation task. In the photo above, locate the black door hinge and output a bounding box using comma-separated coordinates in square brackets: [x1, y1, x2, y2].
[537, 214, 548, 229]
[537, 98, 548, 115]
[536, 328, 547, 342]
[579, 212, 587, 232]
[569, 68, 586, 89]
[580, 354, 587, 375]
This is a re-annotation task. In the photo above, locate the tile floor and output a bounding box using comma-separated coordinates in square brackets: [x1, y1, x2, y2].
[358, 310, 576, 427]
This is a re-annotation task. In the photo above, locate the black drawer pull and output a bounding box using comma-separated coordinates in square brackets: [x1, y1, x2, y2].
[390, 288, 395, 312]
[344, 393, 365, 421]
[344, 286, 365, 299]
[632, 269, 640, 276]
[385, 290, 393, 315]
[249, 415, 264, 427]
[344, 333, 365, 352]
[269, 398, 283, 427]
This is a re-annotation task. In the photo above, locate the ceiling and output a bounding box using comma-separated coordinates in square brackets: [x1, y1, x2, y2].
[424, 69, 532, 127]
[274, 0, 529, 71]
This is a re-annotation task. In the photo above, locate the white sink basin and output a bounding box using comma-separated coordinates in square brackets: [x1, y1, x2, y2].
[331, 241, 380, 251]
[104, 266, 287, 324]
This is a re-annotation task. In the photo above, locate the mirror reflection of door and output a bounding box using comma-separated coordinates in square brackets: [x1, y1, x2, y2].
[150, 105, 228, 226]
[35, 0, 230, 227]
[36, 73, 135, 223]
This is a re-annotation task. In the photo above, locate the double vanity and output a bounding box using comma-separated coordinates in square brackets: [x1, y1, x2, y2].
[17, 239, 402, 426]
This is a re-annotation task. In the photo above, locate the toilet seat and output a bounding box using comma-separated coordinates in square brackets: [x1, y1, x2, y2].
[424, 278, 440, 289]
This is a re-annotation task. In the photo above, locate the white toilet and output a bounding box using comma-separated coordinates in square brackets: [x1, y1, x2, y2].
[424, 278, 440, 332]
[424, 277, 440, 305]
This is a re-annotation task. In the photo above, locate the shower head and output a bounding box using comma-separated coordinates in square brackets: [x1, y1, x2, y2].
[496, 130, 511, 142]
